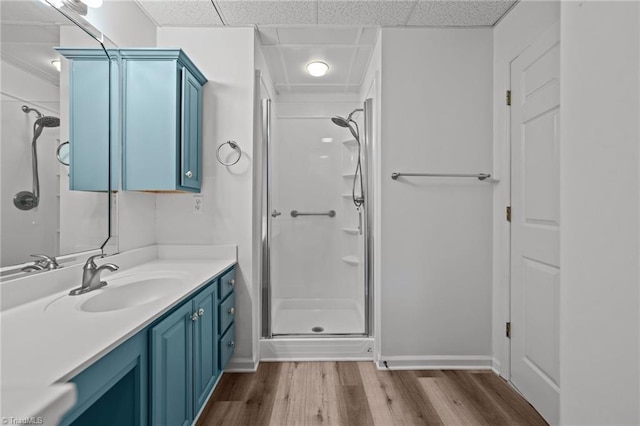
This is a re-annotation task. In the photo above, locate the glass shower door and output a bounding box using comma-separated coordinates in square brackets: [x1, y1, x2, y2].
[267, 107, 366, 336]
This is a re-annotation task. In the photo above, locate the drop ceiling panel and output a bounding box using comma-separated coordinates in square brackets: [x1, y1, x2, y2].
[282, 46, 355, 84]
[135, 0, 223, 26]
[275, 26, 360, 45]
[217, 1, 317, 25]
[318, 1, 417, 26]
[407, 0, 516, 26]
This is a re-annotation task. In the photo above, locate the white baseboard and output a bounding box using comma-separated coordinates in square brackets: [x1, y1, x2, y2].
[492, 357, 502, 375]
[225, 356, 259, 372]
[260, 337, 374, 361]
[376, 355, 493, 370]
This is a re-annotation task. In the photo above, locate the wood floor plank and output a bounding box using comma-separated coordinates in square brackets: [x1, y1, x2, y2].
[419, 377, 489, 426]
[197, 401, 245, 426]
[441, 370, 514, 425]
[356, 362, 397, 426]
[468, 372, 548, 426]
[236, 362, 281, 425]
[197, 362, 549, 426]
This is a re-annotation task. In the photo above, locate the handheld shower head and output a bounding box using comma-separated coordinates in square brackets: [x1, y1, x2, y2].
[35, 116, 60, 128]
[331, 116, 350, 128]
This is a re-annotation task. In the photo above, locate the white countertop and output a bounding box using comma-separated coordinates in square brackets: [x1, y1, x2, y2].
[1, 247, 236, 424]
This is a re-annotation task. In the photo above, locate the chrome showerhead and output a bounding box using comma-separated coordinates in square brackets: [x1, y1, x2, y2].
[35, 116, 60, 128]
[331, 116, 350, 128]
[22, 105, 43, 118]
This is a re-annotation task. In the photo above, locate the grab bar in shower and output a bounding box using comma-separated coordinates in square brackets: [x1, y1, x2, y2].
[290, 210, 336, 218]
[391, 172, 491, 181]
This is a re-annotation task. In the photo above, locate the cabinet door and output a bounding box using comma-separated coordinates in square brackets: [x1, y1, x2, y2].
[180, 67, 202, 190]
[69, 59, 110, 191]
[192, 283, 218, 414]
[150, 302, 194, 426]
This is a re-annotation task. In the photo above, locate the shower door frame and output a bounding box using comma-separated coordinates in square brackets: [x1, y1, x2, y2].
[260, 98, 374, 339]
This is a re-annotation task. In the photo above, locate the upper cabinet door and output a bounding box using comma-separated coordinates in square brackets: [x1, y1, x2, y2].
[180, 67, 202, 190]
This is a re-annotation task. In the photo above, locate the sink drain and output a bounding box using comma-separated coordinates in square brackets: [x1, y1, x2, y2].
[312, 326, 324, 333]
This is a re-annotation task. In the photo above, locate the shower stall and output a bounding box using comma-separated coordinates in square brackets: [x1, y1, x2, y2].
[260, 98, 374, 355]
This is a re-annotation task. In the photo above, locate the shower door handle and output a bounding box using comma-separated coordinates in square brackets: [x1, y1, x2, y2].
[271, 210, 282, 218]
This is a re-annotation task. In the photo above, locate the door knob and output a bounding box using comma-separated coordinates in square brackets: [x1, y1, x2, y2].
[271, 210, 281, 217]
[229, 279, 235, 287]
[191, 312, 199, 321]
[197, 308, 205, 317]
[228, 307, 235, 315]
[185, 170, 193, 178]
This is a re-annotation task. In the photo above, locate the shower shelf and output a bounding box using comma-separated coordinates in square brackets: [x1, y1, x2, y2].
[341, 256, 359, 265]
[342, 139, 358, 147]
[342, 228, 359, 235]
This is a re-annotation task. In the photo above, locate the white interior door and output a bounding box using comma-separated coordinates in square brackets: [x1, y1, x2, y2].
[510, 23, 560, 425]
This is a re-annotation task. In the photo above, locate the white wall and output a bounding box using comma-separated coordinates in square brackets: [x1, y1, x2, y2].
[1, 62, 60, 266]
[560, 2, 640, 424]
[156, 27, 257, 369]
[378, 28, 493, 367]
[492, 0, 560, 377]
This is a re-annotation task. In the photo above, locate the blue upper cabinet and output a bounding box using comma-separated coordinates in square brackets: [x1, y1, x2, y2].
[55, 49, 115, 191]
[120, 49, 206, 192]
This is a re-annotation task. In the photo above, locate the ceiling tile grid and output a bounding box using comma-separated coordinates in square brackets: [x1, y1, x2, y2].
[135, 0, 223, 26]
[407, 0, 516, 27]
[217, 1, 317, 25]
[317, 1, 417, 26]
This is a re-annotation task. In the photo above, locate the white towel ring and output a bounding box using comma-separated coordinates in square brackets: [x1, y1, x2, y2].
[216, 141, 242, 166]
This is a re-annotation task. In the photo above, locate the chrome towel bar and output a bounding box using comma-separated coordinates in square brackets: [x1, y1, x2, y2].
[291, 210, 336, 218]
[391, 172, 491, 181]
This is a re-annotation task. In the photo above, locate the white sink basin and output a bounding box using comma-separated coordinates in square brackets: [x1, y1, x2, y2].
[44, 273, 187, 314]
[79, 278, 180, 313]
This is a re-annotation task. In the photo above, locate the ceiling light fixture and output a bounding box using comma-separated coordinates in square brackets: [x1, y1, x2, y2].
[306, 61, 329, 77]
[51, 60, 61, 72]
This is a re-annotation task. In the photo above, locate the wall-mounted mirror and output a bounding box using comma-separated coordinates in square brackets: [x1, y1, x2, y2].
[1, 0, 113, 275]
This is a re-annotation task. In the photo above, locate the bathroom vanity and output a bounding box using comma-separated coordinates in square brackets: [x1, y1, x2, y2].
[0, 245, 237, 426]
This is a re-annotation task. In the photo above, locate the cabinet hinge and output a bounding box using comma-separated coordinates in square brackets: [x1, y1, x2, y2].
[506, 90, 511, 106]
[506, 322, 511, 339]
[506, 206, 511, 222]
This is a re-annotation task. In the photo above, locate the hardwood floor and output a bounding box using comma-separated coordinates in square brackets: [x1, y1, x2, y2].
[197, 362, 548, 426]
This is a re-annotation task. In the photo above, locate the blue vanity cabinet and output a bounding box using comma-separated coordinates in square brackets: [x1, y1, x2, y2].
[55, 49, 116, 191]
[192, 283, 219, 414]
[120, 49, 207, 192]
[150, 301, 194, 426]
[150, 278, 221, 425]
[218, 268, 236, 370]
[59, 332, 148, 426]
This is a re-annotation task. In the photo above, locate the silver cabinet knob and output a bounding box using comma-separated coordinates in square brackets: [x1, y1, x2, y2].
[185, 170, 193, 178]
[191, 312, 199, 321]
[228, 341, 235, 348]
[198, 308, 205, 317]
[229, 279, 235, 287]
[228, 307, 235, 315]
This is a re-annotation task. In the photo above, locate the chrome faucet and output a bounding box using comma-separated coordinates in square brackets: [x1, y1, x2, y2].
[21, 254, 60, 272]
[69, 254, 119, 296]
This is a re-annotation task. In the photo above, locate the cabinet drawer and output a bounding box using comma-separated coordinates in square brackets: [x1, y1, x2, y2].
[219, 324, 235, 371]
[218, 268, 236, 301]
[219, 291, 235, 335]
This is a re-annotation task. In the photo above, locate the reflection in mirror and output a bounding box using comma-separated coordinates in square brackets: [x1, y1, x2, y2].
[0, 0, 111, 274]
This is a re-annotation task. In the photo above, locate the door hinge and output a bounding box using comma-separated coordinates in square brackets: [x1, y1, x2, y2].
[506, 206, 511, 222]
[506, 322, 511, 339]
[506, 90, 511, 106]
